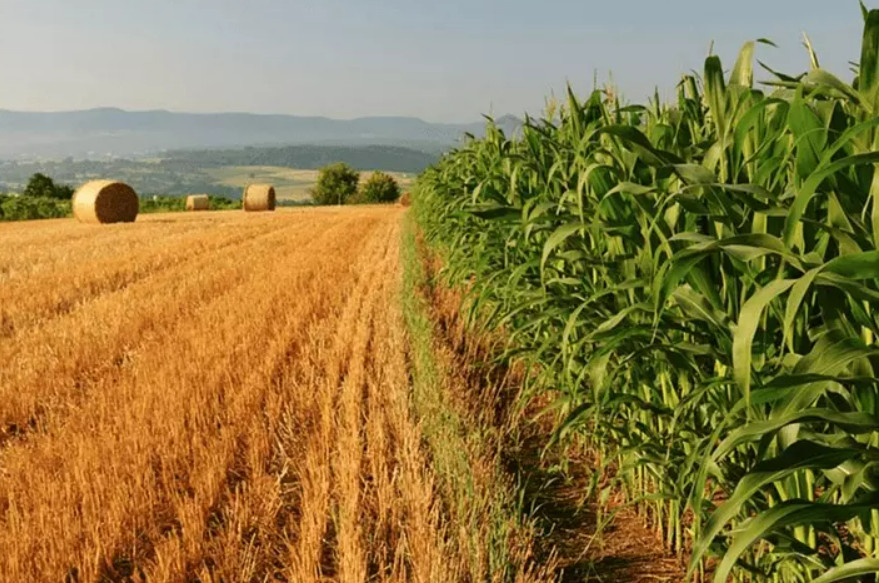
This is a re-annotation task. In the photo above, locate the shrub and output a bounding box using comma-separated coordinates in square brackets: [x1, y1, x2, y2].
[209, 195, 241, 210]
[355, 171, 400, 204]
[23, 173, 74, 200]
[140, 196, 186, 214]
[310, 163, 360, 205]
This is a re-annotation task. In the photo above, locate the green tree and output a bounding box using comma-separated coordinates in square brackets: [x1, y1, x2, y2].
[355, 171, 400, 204]
[23, 173, 74, 200]
[310, 163, 359, 205]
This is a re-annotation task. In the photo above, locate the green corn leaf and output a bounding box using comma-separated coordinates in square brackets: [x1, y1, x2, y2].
[725, 374, 879, 417]
[560, 301, 589, 350]
[673, 164, 716, 184]
[803, 69, 862, 104]
[732, 279, 797, 403]
[654, 251, 709, 316]
[604, 182, 656, 197]
[540, 222, 585, 277]
[672, 285, 730, 330]
[812, 559, 879, 583]
[792, 336, 879, 378]
[815, 272, 879, 303]
[782, 268, 821, 353]
[871, 164, 879, 250]
[690, 440, 864, 578]
[705, 54, 728, 137]
[789, 96, 826, 181]
[859, 9, 879, 94]
[730, 41, 755, 88]
[785, 151, 879, 247]
[712, 408, 879, 461]
[589, 303, 646, 339]
[822, 250, 879, 278]
[712, 233, 798, 261]
[758, 59, 805, 83]
[598, 125, 683, 166]
[802, 33, 820, 70]
[714, 497, 879, 583]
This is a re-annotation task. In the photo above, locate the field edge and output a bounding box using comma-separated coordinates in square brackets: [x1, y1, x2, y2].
[399, 211, 555, 582]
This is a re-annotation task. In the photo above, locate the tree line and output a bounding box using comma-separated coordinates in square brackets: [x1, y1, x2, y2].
[0, 164, 406, 221]
[310, 164, 402, 205]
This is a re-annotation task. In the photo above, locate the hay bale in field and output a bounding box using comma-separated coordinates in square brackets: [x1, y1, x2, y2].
[185, 194, 211, 211]
[72, 180, 139, 224]
[398, 192, 412, 207]
[242, 184, 276, 212]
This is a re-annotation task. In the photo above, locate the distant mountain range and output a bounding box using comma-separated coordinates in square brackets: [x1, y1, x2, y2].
[0, 108, 524, 160]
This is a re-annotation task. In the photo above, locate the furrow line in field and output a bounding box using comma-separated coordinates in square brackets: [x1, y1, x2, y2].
[331, 221, 392, 582]
[0, 216, 295, 341]
[182, 215, 395, 582]
[0, 213, 384, 582]
[215, 211, 449, 583]
[128, 214, 384, 582]
[359, 217, 448, 583]
[0, 214, 335, 441]
[168, 224, 373, 583]
[166, 212, 404, 583]
[0, 214, 376, 580]
[0, 216, 222, 281]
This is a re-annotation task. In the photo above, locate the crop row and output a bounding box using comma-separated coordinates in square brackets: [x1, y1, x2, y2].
[415, 8, 879, 582]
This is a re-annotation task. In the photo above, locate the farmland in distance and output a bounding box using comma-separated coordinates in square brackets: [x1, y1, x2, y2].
[205, 166, 416, 201]
[0, 143, 432, 200]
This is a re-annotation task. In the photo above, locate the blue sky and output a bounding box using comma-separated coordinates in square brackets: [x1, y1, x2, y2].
[0, 0, 867, 122]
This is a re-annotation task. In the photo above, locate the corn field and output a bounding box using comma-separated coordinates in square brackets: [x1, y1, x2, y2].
[415, 8, 879, 582]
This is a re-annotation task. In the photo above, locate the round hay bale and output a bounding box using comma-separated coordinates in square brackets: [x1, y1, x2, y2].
[72, 180, 139, 224]
[243, 184, 276, 212]
[186, 194, 211, 211]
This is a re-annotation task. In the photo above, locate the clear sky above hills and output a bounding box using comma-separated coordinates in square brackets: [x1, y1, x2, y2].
[0, 0, 865, 122]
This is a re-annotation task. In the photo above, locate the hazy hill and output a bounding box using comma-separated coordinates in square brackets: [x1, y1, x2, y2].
[0, 108, 524, 160]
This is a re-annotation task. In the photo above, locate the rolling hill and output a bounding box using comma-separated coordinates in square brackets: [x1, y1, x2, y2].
[0, 108, 523, 160]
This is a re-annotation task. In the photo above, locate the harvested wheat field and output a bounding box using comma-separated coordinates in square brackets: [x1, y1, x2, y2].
[0, 207, 555, 583]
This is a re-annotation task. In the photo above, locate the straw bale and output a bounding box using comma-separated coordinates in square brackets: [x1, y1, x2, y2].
[243, 184, 276, 212]
[186, 194, 210, 211]
[72, 180, 139, 224]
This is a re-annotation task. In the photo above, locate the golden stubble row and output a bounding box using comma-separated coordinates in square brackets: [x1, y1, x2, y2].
[0, 213, 292, 338]
[181, 209, 455, 583]
[0, 207, 463, 583]
[0, 212, 233, 283]
[0, 208, 366, 579]
[0, 212, 336, 438]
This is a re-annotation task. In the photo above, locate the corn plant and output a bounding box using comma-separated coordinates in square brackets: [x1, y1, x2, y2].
[415, 7, 879, 582]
